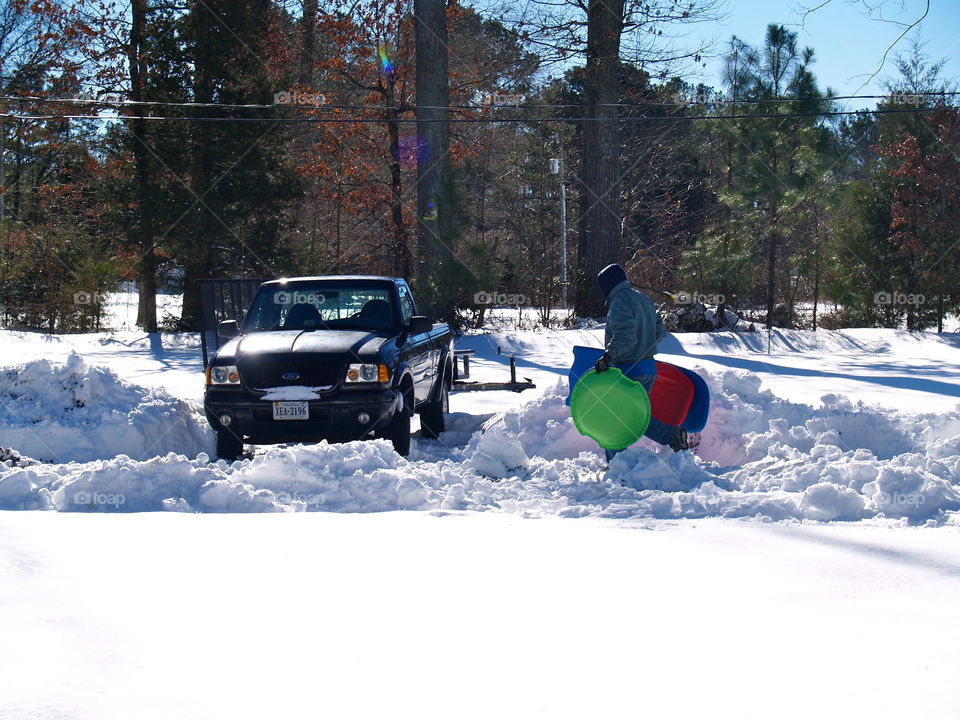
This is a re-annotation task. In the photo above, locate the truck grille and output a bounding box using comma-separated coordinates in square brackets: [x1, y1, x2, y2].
[240, 362, 342, 390]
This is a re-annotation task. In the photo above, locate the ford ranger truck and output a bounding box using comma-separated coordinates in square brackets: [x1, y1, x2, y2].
[203, 276, 453, 459]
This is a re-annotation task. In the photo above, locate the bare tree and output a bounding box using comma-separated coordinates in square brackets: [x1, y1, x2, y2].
[798, 0, 931, 92]
[501, 0, 723, 315]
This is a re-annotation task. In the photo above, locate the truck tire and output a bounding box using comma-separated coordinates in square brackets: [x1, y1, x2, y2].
[216, 430, 244, 461]
[388, 408, 411, 456]
[419, 384, 448, 439]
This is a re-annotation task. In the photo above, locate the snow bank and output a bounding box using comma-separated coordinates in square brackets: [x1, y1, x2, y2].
[0, 354, 213, 464]
[1, 355, 958, 524]
[463, 373, 960, 523]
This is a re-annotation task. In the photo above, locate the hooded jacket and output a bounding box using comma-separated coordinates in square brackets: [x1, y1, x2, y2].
[603, 279, 667, 364]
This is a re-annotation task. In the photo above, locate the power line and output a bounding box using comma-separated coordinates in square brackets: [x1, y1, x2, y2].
[0, 91, 957, 112]
[0, 106, 947, 124]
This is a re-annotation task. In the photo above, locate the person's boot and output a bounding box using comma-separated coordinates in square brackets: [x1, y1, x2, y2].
[668, 428, 689, 452]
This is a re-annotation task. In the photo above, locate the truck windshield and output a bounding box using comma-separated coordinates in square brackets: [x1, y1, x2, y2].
[243, 284, 396, 333]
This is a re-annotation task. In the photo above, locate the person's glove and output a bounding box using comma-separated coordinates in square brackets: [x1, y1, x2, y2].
[595, 352, 612, 373]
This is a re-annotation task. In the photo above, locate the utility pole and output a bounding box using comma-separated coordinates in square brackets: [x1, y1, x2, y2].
[550, 154, 568, 307]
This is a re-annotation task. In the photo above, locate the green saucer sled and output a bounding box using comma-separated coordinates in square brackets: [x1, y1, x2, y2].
[570, 367, 652, 450]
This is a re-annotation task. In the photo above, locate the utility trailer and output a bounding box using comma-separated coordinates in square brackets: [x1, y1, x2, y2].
[197, 278, 266, 367]
[452, 346, 536, 393]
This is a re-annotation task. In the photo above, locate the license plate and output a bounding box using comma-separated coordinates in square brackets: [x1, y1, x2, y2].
[272, 401, 309, 420]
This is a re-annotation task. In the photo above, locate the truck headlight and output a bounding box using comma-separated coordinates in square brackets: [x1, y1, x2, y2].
[345, 363, 389, 383]
[208, 365, 241, 385]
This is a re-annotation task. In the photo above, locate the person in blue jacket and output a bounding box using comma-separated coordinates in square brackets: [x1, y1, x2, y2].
[594, 263, 688, 459]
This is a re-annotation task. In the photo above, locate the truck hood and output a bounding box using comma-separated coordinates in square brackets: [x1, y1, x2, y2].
[216, 330, 389, 362]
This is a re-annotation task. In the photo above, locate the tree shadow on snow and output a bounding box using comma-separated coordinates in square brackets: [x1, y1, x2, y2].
[773, 526, 960, 578]
[691, 354, 960, 399]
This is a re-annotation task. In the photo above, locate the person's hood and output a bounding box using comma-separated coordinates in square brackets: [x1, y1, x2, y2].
[597, 263, 628, 299]
[606, 279, 631, 301]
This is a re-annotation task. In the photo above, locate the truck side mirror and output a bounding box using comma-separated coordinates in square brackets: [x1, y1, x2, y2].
[409, 316, 433, 335]
[217, 319, 239, 339]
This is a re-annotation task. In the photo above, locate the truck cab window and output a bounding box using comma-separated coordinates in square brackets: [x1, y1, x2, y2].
[398, 283, 415, 325]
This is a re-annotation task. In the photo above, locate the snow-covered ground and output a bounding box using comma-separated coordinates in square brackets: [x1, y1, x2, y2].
[2, 313, 960, 718]
[102, 285, 184, 332]
[3, 512, 959, 720]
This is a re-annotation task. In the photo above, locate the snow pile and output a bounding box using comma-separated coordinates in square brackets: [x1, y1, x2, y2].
[463, 423, 530, 479]
[0, 354, 213, 464]
[0, 437, 647, 517]
[472, 373, 960, 522]
[0, 355, 958, 523]
[470, 385, 599, 461]
[0, 441, 459, 513]
[692, 369, 960, 519]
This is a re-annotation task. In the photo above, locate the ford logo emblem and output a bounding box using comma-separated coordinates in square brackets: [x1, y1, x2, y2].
[282, 372, 300, 381]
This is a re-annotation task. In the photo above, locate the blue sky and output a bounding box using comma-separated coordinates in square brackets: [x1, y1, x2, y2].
[685, 0, 960, 109]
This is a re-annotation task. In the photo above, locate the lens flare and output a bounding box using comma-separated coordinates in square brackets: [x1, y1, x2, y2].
[377, 45, 393, 73]
[395, 134, 430, 169]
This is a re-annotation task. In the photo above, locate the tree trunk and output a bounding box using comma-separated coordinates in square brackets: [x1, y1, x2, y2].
[127, 0, 158, 333]
[180, 5, 218, 330]
[386, 112, 411, 278]
[13, 120, 22, 220]
[575, 0, 625, 318]
[0, 122, 5, 221]
[298, 0, 318, 86]
[414, 0, 451, 317]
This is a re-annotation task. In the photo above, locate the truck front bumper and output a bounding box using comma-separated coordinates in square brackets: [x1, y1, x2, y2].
[204, 387, 400, 443]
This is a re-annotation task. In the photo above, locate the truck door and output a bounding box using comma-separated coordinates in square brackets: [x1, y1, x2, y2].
[398, 282, 432, 403]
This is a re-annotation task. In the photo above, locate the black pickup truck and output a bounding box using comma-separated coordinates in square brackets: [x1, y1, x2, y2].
[203, 276, 453, 459]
